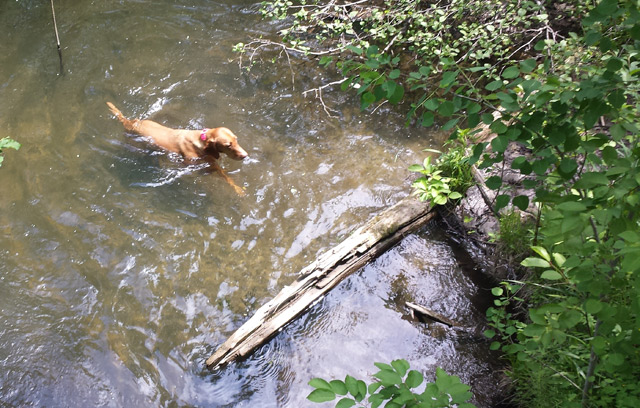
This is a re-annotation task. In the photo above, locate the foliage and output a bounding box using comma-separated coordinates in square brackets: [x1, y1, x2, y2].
[0, 137, 20, 168]
[247, 0, 640, 406]
[479, 1, 640, 405]
[409, 155, 463, 206]
[307, 359, 476, 408]
[496, 210, 535, 262]
[409, 143, 472, 206]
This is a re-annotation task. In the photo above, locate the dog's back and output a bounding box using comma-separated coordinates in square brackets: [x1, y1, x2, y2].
[107, 102, 186, 153]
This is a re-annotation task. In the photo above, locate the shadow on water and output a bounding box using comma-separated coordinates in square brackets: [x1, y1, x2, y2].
[0, 1, 504, 407]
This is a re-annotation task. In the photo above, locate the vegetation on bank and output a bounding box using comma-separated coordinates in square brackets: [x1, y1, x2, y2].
[307, 359, 476, 408]
[238, 0, 640, 406]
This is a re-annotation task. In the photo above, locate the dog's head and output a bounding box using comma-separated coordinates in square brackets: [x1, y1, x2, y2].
[202, 127, 248, 161]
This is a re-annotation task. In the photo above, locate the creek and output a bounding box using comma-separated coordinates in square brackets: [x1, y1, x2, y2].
[0, 1, 503, 406]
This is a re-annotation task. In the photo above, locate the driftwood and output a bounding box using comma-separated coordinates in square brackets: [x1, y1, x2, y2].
[206, 195, 436, 370]
[406, 302, 458, 327]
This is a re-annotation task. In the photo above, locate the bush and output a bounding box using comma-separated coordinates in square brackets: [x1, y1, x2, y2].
[307, 359, 476, 408]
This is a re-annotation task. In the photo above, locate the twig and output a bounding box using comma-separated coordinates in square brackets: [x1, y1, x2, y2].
[302, 78, 348, 118]
[50, 0, 63, 75]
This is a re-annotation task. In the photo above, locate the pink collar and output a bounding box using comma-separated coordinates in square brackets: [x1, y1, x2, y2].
[200, 129, 209, 141]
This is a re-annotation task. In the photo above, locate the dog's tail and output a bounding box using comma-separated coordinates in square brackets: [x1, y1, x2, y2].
[106, 102, 137, 132]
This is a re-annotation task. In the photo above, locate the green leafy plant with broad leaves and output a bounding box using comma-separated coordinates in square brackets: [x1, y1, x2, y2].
[409, 155, 463, 206]
[307, 359, 476, 408]
[0, 137, 20, 167]
[409, 143, 472, 206]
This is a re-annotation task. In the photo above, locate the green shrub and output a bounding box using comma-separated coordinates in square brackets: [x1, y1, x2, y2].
[307, 359, 476, 408]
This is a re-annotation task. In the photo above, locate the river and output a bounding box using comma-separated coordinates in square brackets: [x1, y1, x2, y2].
[0, 1, 503, 406]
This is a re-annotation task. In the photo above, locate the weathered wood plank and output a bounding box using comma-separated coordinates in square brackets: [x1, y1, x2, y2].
[206, 195, 435, 370]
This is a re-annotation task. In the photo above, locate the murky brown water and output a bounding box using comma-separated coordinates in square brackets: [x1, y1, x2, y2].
[0, 1, 503, 407]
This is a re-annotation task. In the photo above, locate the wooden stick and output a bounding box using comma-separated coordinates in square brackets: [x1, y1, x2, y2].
[406, 302, 458, 327]
[206, 195, 435, 370]
[50, 0, 63, 75]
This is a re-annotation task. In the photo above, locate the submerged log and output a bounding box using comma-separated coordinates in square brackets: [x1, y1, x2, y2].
[406, 302, 458, 327]
[206, 195, 436, 370]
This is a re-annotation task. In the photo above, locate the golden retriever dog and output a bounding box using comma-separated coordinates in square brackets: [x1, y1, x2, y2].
[107, 102, 247, 195]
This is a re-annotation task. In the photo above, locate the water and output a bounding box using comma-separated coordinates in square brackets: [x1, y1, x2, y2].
[0, 1, 503, 406]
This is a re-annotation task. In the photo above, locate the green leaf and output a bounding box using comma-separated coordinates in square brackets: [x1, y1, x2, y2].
[421, 111, 435, 127]
[388, 69, 400, 79]
[345, 45, 363, 55]
[513, 195, 529, 211]
[531, 246, 550, 261]
[336, 398, 356, 408]
[308, 389, 336, 403]
[361, 92, 376, 110]
[442, 118, 460, 131]
[606, 57, 623, 72]
[585, 299, 603, 314]
[558, 158, 578, 179]
[406, 370, 423, 388]
[485, 80, 503, 91]
[520, 58, 537, 73]
[345, 375, 360, 396]
[491, 135, 509, 152]
[610, 123, 625, 141]
[540, 270, 562, 280]
[391, 359, 410, 377]
[607, 353, 624, 367]
[490, 120, 508, 135]
[485, 176, 502, 190]
[389, 83, 404, 104]
[424, 98, 439, 111]
[584, 31, 601, 45]
[481, 113, 495, 125]
[366, 45, 379, 57]
[502, 66, 520, 79]
[495, 194, 510, 211]
[330, 380, 348, 396]
[618, 231, 640, 242]
[309, 378, 332, 391]
[440, 70, 458, 87]
[374, 369, 403, 386]
[559, 310, 583, 328]
[438, 101, 455, 117]
[608, 89, 625, 109]
[356, 380, 367, 401]
[467, 102, 481, 114]
[319, 56, 333, 66]
[594, 0, 618, 16]
[521, 257, 551, 268]
[381, 80, 397, 99]
[557, 201, 587, 212]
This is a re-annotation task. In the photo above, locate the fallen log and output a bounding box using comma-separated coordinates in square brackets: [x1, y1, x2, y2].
[406, 302, 458, 327]
[206, 195, 436, 370]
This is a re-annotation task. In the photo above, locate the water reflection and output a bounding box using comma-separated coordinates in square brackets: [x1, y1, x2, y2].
[0, 1, 500, 407]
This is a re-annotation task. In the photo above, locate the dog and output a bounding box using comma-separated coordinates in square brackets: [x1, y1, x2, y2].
[107, 102, 247, 195]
